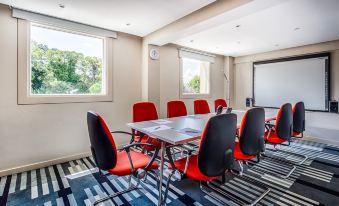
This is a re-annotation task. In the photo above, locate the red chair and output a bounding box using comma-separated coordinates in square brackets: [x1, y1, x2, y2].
[194, 99, 210, 114]
[132, 102, 160, 150]
[133, 102, 158, 122]
[87, 111, 159, 205]
[234, 108, 265, 176]
[167, 100, 187, 118]
[292, 102, 305, 138]
[214, 98, 227, 112]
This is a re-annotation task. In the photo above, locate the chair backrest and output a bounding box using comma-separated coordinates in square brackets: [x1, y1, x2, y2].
[214, 99, 227, 112]
[216, 105, 224, 115]
[167, 100, 188, 118]
[87, 111, 117, 171]
[239, 108, 265, 155]
[194, 99, 210, 114]
[133, 102, 158, 122]
[275, 103, 293, 140]
[198, 113, 237, 177]
[293, 102, 305, 133]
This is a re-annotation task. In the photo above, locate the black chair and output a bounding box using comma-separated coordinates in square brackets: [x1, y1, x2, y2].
[87, 111, 159, 205]
[293, 102, 305, 138]
[265, 103, 293, 146]
[264, 104, 308, 178]
[216, 105, 224, 115]
[234, 108, 265, 175]
[168, 114, 270, 205]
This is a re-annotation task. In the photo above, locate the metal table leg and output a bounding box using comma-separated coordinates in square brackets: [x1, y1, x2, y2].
[158, 141, 165, 206]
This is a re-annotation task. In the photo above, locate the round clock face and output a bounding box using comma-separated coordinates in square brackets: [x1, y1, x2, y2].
[150, 49, 159, 60]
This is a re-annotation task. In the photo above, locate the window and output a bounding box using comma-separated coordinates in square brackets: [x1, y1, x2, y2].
[18, 20, 113, 104]
[30, 24, 105, 95]
[179, 49, 214, 98]
[182, 58, 210, 94]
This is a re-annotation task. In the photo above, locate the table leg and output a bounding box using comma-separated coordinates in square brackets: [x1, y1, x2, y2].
[158, 141, 165, 206]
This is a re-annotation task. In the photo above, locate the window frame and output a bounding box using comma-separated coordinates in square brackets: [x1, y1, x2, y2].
[18, 20, 113, 104]
[179, 57, 212, 99]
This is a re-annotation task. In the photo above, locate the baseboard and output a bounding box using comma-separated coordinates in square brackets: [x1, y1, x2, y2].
[0, 152, 92, 177]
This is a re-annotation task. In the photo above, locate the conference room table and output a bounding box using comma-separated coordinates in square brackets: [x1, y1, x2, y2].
[126, 108, 277, 206]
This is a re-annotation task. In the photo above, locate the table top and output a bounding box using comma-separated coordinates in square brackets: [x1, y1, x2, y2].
[127, 109, 277, 145]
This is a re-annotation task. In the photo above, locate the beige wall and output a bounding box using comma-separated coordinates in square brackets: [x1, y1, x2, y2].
[0, 5, 142, 173]
[233, 40, 339, 109]
[147, 45, 161, 107]
[223, 56, 235, 107]
[158, 44, 225, 118]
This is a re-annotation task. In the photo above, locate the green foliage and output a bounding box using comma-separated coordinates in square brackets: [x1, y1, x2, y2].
[89, 83, 102, 93]
[187, 75, 200, 93]
[30, 41, 103, 94]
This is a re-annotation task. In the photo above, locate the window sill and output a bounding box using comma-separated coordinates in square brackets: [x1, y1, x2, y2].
[18, 94, 113, 105]
[180, 93, 212, 99]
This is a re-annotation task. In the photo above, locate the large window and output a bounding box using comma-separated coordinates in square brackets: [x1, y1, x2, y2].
[179, 48, 215, 98]
[30, 24, 105, 95]
[182, 58, 210, 94]
[18, 20, 113, 104]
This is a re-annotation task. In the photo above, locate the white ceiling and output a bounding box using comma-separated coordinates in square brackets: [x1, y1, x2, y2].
[0, 0, 215, 36]
[175, 0, 339, 57]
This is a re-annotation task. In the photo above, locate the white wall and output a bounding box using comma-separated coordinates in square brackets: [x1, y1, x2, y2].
[158, 44, 225, 118]
[0, 5, 142, 173]
[232, 40, 339, 143]
[233, 40, 339, 109]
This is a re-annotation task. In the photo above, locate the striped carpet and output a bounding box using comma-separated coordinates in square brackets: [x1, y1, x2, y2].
[1, 139, 339, 206]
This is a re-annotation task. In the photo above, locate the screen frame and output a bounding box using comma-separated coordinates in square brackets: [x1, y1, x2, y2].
[252, 52, 331, 112]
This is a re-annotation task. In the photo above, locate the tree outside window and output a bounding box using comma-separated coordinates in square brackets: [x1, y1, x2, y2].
[182, 58, 210, 95]
[30, 24, 105, 95]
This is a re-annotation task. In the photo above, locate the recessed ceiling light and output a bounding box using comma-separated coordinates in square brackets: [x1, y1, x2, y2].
[294, 27, 300, 31]
[237, 41, 241, 44]
[126, 23, 131, 26]
[190, 40, 194, 43]
[235, 25, 240, 28]
[275, 44, 279, 47]
[216, 46, 219, 49]
[58, 4, 65, 8]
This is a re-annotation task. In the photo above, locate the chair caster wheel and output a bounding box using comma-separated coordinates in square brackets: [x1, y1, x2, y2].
[137, 169, 146, 179]
[173, 170, 182, 180]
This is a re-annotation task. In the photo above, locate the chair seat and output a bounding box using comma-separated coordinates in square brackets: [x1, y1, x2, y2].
[108, 150, 158, 176]
[293, 132, 302, 137]
[170, 155, 219, 181]
[265, 131, 287, 144]
[234, 142, 256, 160]
[134, 135, 162, 151]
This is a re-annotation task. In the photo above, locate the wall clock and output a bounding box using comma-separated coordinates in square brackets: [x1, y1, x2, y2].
[149, 49, 159, 60]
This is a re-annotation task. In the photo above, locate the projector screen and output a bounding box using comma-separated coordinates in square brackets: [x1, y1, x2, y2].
[253, 53, 330, 111]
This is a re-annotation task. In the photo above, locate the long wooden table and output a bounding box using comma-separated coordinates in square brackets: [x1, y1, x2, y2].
[127, 109, 276, 206]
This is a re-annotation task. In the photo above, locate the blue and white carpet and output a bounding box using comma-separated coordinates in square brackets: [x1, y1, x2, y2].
[1, 139, 339, 206]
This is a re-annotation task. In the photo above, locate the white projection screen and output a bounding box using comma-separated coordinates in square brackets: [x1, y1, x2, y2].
[253, 54, 330, 111]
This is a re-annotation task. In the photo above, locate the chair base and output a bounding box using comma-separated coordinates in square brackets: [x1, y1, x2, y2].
[93, 185, 139, 206]
[267, 143, 308, 165]
[254, 154, 297, 179]
[94, 169, 159, 206]
[261, 142, 307, 179]
[200, 178, 270, 206]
